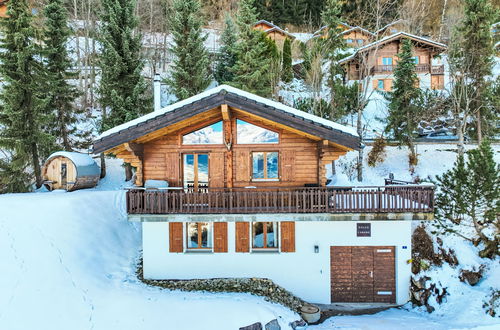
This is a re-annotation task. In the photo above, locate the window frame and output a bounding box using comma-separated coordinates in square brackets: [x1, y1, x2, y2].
[251, 151, 279, 181]
[382, 57, 393, 65]
[185, 222, 213, 251]
[377, 79, 385, 90]
[251, 221, 279, 251]
[181, 120, 224, 145]
[235, 119, 280, 145]
[412, 56, 420, 64]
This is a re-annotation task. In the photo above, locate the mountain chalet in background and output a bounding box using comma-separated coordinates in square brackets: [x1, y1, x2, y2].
[93, 85, 434, 305]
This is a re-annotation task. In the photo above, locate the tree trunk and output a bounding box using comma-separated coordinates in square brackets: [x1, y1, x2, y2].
[408, 141, 418, 174]
[100, 153, 106, 179]
[457, 121, 466, 156]
[438, 0, 448, 42]
[476, 110, 482, 144]
[356, 105, 363, 182]
[31, 142, 42, 188]
[125, 163, 133, 181]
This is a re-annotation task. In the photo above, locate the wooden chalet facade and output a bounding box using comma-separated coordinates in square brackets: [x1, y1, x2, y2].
[94, 85, 434, 305]
[314, 22, 375, 48]
[0, 0, 9, 18]
[253, 19, 296, 46]
[340, 32, 447, 91]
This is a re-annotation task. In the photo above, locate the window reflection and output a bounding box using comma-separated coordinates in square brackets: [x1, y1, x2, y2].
[183, 121, 223, 144]
[237, 120, 278, 144]
[187, 222, 212, 249]
[252, 152, 278, 180]
[252, 222, 278, 249]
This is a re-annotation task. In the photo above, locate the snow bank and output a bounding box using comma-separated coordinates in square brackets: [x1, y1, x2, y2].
[0, 158, 297, 330]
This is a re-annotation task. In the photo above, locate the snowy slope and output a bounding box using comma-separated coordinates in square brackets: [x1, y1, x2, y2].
[0, 159, 297, 330]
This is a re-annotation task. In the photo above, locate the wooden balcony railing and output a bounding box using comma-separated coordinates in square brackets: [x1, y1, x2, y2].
[431, 65, 445, 74]
[126, 186, 434, 215]
[371, 64, 434, 74]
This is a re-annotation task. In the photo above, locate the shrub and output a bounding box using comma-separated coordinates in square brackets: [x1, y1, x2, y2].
[367, 136, 387, 167]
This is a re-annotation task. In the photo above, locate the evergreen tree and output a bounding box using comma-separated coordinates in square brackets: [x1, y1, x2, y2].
[215, 14, 238, 84]
[452, 0, 496, 142]
[0, 0, 55, 190]
[43, 0, 85, 151]
[435, 140, 499, 258]
[230, 0, 273, 97]
[281, 37, 293, 83]
[167, 0, 211, 100]
[384, 38, 422, 172]
[99, 0, 150, 132]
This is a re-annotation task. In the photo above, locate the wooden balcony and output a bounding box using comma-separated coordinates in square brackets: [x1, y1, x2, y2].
[126, 186, 434, 215]
[371, 64, 438, 74]
[431, 65, 445, 74]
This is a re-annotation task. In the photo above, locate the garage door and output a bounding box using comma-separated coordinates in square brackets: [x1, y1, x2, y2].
[330, 246, 396, 303]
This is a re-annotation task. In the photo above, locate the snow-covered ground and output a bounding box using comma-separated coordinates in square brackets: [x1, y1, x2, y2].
[1, 146, 499, 330]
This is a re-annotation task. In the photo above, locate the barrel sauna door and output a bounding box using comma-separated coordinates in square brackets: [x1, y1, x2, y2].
[330, 246, 396, 303]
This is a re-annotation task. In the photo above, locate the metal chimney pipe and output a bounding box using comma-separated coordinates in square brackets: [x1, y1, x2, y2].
[153, 73, 161, 111]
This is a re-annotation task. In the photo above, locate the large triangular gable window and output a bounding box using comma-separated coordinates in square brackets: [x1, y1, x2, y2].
[236, 120, 279, 144]
[182, 121, 223, 144]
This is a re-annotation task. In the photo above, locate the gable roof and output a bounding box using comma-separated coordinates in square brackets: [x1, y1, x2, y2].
[339, 32, 447, 64]
[374, 19, 407, 35]
[339, 26, 375, 37]
[253, 20, 295, 39]
[93, 85, 360, 153]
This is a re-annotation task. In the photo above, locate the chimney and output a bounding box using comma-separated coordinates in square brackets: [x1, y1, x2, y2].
[153, 73, 161, 111]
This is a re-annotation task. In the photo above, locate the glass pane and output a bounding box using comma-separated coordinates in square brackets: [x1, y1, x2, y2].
[412, 56, 419, 64]
[266, 152, 278, 179]
[252, 152, 264, 179]
[253, 222, 264, 248]
[266, 222, 277, 248]
[237, 120, 279, 144]
[182, 121, 223, 144]
[378, 80, 384, 90]
[187, 223, 198, 248]
[382, 57, 392, 65]
[200, 222, 211, 247]
[184, 154, 195, 189]
[197, 154, 209, 189]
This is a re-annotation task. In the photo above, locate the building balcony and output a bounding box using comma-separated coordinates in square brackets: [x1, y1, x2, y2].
[126, 185, 434, 216]
[431, 65, 445, 74]
[371, 64, 443, 75]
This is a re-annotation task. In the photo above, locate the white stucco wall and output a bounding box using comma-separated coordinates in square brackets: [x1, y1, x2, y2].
[142, 220, 412, 305]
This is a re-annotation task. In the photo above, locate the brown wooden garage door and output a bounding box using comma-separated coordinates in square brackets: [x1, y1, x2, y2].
[330, 246, 396, 303]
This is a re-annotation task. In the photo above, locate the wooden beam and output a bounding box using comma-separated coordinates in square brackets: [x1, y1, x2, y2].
[221, 104, 231, 121]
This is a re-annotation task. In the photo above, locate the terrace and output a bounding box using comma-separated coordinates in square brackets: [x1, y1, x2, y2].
[126, 185, 434, 216]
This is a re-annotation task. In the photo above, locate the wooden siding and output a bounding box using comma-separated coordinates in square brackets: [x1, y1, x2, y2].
[280, 222, 295, 252]
[169, 222, 183, 252]
[213, 222, 228, 253]
[43, 156, 77, 190]
[141, 112, 346, 188]
[235, 222, 250, 253]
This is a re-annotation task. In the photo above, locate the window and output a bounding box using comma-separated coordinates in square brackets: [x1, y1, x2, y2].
[182, 121, 223, 144]
[236, 120, 279, 144]
[382, 57, 393, 65]
[186, 222, 212, 249]
[252, 152, 278, 180]
[357, 39, 364, 45]
[412, 56, 420, 64]
[347, 38, 354, 43]
[252, 222, 278, 249]
[377, 79, 385, 90]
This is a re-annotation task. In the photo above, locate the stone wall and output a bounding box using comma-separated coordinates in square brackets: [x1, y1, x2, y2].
[137, 258, 305, 312]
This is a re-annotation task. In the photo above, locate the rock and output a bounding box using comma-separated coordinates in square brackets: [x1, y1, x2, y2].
[240, 322, 262, 330]
[459, 268, 484, 286]
[265, 319, 280, 330]
[290, 319, 307, 330]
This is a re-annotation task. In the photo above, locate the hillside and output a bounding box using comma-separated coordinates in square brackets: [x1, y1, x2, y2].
[1, 145, 499, 329]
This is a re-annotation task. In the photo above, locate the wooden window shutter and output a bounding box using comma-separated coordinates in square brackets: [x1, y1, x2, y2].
[386, 79, 393, 92]
[213, 222, 228, 253]
[372, 79, 378, 90]
[235, 151, 250, 182]
[169, 222, 183, 252]
[235, 222, 250, 252]
[165, 152, 180, 186]
[280, 221, 295, 252]
[281, 150, 295, 181]
[209, 152, 225, 188]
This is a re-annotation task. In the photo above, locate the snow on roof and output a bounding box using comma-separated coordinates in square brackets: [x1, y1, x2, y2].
[48, 151, 97, 167]
[339, 32, 447, 64]
[374, 19, 407, 34]
[98, 85, 358, 140]
[290, 33, 314, 43]
[339, 26, 375, 37]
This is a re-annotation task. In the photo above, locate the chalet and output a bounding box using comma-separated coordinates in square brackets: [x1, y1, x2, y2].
[314, 23, 375, 48]
[93, 84, 434, 305]
[340, 32, 448, 92]
[374, 19, 409, 38]
[253, 19, 296, 45]
[0, 0, 8, 18]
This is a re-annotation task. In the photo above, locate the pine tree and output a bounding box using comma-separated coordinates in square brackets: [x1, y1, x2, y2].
[43, 0, 85, 151]
[230, 0, 273, 97]
[281, 37, 293, 83]
[435, 140, 499, 258]
[384, 38, 422, 172]
[99, 0, 150, 132]
[167, 0, 211, 100]
[215, 14, 238, 84]
[452, 0, 496, 142]
[0, 0, 55, 190]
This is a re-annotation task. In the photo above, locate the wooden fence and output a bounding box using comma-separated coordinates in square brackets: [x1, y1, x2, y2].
[126, 186, 434, 215]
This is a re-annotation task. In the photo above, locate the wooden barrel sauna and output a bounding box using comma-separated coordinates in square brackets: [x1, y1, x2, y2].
[42, 152, 100, 191]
